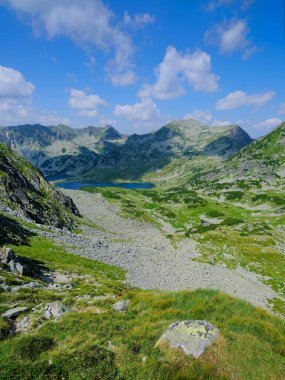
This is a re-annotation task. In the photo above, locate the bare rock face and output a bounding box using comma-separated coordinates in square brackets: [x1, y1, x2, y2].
[156, 320, 219, 359]
[0, 143, 79, 229]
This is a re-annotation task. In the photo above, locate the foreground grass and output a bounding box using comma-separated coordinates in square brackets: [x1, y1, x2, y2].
[0, 231, 285, 379]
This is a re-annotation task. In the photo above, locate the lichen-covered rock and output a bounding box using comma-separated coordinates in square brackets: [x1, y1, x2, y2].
[0, 247, 15, 264]
[44, 301, 70, 319]
[112, 300, 130, 312]
[2, 307, 28, 320]
[156, 320, 219, 358]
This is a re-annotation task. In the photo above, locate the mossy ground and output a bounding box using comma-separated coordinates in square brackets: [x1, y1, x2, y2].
[0, 226, 285, 379]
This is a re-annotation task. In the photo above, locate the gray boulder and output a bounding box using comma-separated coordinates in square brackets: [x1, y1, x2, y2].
[2, 306, 28, 319]
[44, 301, 70, 319]
[156, 320, 219, 359]
[0, 247, 15, 264]
[0, 247, 27, 275]
[112, 300, 130, 312]
[8, 260, 16, 273]
[15, 262, 24, 275]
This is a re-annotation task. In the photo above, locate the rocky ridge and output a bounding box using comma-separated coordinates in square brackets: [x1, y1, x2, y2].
[0, 119, 252, 180]
[0, 144, 79, 230]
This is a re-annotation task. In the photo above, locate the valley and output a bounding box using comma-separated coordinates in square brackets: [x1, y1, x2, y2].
[0, 121, 285, 379]
[1, 1, 284, 378]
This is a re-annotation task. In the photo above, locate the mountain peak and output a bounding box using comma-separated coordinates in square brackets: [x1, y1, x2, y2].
[103, 126, 122, 140]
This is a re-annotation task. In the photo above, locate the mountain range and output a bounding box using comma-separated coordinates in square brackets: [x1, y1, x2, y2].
[0, 119, 253, 181]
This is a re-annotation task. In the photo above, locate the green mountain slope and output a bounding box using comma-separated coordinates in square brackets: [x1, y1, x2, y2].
[86, 119, 253, 181]
[191, 122, 285, 193]
[0, 144, 79, 229]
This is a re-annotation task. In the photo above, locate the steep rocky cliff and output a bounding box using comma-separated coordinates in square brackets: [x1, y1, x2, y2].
[0, 144, 79, 229]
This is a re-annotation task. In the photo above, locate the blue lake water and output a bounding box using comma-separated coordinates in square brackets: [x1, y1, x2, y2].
[55, 182, 155, 190]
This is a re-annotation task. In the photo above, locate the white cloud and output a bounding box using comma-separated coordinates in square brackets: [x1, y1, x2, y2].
[253, 118, 282, 130]
[98, 116, 117, 127]
[0, 65, 70, 126]
[206, 0, 255, 11]
[278, 103, 285, 115]
[139, 46, 219, 99]
[205, 19, 257, 59]
[216, 90, 275, 110]
[184, 110, 231, 126]
[123, 12, 155, 28]
[0, 66, 35, 97]
[69, 89, 107, 117]
[0, 97, 69, 126]
[108, 70, 137, 86]
[3, 0, 136, 86]
[114, 97, 160, 121]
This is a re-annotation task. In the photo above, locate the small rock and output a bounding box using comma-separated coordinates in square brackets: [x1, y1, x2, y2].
[44, 301, 70, 319]
[156, 320, 219, 359]
[8, 260, 16, 273]
[11, 282, 42, 293]
[108, 341, 116, 351]
[15, 262, 24, 275]
[112, 300, 130, 312]
[0, 247, 15, 264]
[2, 306, 28, 319]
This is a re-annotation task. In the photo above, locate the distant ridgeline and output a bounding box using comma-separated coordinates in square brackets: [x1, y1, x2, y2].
[0, 119, 253, 182]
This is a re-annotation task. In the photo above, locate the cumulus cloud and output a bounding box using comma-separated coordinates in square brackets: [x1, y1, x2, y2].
[0, 65, 70, 125]
[205, 19, 257, 59]
[138, 46, 219, 99]
[278, 103, 285, 115]
[0, 97, 69, 126]
[0, 66, 35, 97]
[253, 117, 282, 131]
[123, 12, 155, 28]
[216, 90, 275, 110]
[69, 89, 107, 117]
[114, 97, 160, 122]
[98, 116, 117, 127]
[184, 110, 231, 126]
[2, 0, 136, 86]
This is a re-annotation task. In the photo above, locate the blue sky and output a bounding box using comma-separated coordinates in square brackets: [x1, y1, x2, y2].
[0, 0, 284, 137]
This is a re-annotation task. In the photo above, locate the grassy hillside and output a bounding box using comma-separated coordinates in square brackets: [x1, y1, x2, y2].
[192, 122, 285, 191]
[0, 216, 284, 379]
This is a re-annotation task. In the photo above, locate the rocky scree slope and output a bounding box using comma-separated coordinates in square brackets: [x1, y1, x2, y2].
[0, 144, 79, 229]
